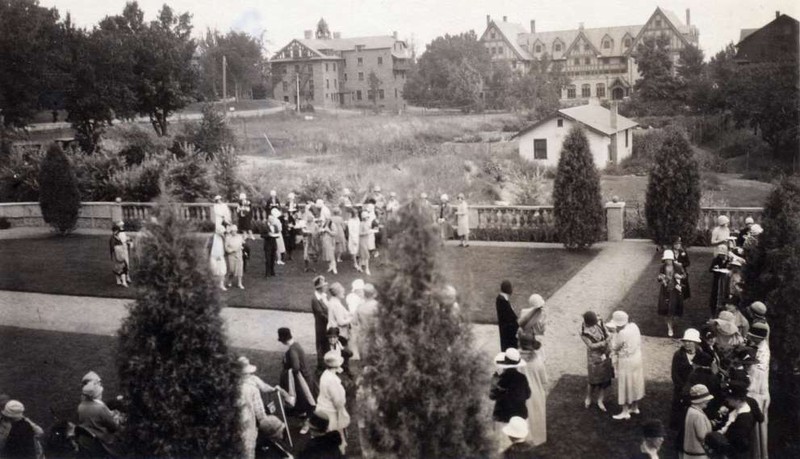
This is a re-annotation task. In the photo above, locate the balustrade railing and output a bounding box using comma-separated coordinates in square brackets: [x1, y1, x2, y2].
[472, 205, 555, 229]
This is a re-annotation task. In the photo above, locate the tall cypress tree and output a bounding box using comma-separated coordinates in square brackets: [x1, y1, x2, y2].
[116, 204, 242, 456]
[552, 125, 605, 249]
[360, 200, 492, 458]
[38, 143, 81, 235]
[645, 127, 701, 245]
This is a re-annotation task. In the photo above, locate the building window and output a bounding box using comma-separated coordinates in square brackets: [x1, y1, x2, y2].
[596, 83, 605, 98]
[535, 45, 541, 53]
[557, 118, 563, 127]
[584, 57, 590, 65]
[497, 46, 503, 54]
[344, 73, 348, 81]
[624, 38, 632, 48]
[357, 90, 362, 100]
[326, 79, 329, 89]
[655, 19, 662, 27]
[358, 72, 364, 81]
[284, 95, 289, 102]
[334, 79, 337, 88]
[333, 63, 336, 71]
[567, 85, 576, 98]
[584, 43, 590, 51]
[282, 81, 288, 92]
[325, 63, 329, 71]
[282, 66, 287, 75]
[582, 84, 591, 97]
[294, 64, 300, 73]
[379, 89, 385, 99]
[367, 90, 374, 100]
[357, 57, 363, 66]
[534, 139, 547, 159]
[512, 60, 517, 68]
[554, 43, 562, 52]
[603, 41, 611, 49]
[378, 56, 383, 65]
[574, 58, 580, 65]
[490, 31, 496, 39]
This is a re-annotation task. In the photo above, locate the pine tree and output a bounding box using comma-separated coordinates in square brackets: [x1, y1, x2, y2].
[116, 204, 242, 457]
[360, 200, 492, 459]
[38, 143, 81, 235]
[645, 127, 701, 245]
[552, 125, 605, 249]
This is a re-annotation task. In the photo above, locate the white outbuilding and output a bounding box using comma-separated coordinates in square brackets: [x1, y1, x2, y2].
[514, 102, 638, 170]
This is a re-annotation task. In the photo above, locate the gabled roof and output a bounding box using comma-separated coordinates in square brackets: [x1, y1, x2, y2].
[736, 14, 800, 47]
[513, 104, 638, 139]
[483, 20, 533, 60]
[272, 35, 408, 61]
[630, 7, 693, 53]
[565, 30, 602, 56]
[739, 28, 759, 42]
[519, 25, 642, 58]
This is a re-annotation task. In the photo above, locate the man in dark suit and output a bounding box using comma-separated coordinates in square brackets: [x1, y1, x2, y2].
[311, 276, 329, 370]
[496, 280, 518, 351]
[262, 218, 280, 276]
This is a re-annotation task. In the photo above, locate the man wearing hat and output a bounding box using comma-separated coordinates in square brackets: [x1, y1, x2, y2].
[630, 419, 666, 459]
[500, 416, 538, 459]
[490, 348, 531, 451]
[0, 400, 44, 458]
[671, 329, 701, 429]
[311, 276, 330, 370]
[297, 412, 345, 458]
[681, 384, 715, 458]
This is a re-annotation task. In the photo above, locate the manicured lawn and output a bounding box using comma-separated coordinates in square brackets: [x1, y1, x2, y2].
[615, 248, 716, 338]
[0, 235, 598, 324]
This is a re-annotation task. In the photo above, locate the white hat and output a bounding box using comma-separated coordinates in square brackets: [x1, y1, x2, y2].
[717, 215, 730, 226]
[499, 348, 526, 368]
[270, 208, 281, 218]
[420, 192, 428, 199]
[324, 351, 344, 369]
[610, 310, 629, 328]
[440, 194, 449, 201]
[270, 190, 277, 196]
[351, 279, 365, 291]
[1, 400, 25, 420]
[750, 224, 763, 236]
[389, 191, 397, 197]
[681, 328, 701, 343]
[494, 352, 506, 365]
[315, 199, 325, 208]
[288, 192, 296, 199]
[237, 356, 257, 374]
[374, 185, 382, 192]
[239, 193, 246, 200]
[214, 195, 222, 202]
[745, 217, 755, 225]
[502, 416, 529, 439]
[528, 294, 545, 309]
[662, 250, 675, 261]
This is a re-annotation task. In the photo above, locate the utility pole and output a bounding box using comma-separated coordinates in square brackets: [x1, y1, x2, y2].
[222, 55, 227, 113]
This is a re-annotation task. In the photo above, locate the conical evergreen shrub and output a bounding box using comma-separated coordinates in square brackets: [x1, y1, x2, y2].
[644, 127, 701, 246]
[552, 125, 605, 249]
[38, 143, 81, 234]
[360, 200, 492, 459]
[116, 204, 242, 456]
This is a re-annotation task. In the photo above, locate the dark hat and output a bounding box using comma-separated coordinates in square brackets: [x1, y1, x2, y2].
[693, 351, 714, 368]
[642, 419, 666, 438]
[326, 327, 340, 337]
[748, 322, 769, 341]
[309, 412, 329, 432]
[700, 324, 716, 340]
[313, 275, 328, 289]
[500, 280, 513, 295]
[725, 380, 749, 399]
[277, 328, 292, 343]
[582, 311, 598, 327]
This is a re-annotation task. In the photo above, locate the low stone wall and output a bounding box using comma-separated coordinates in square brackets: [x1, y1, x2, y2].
[0, 202, 122, 229]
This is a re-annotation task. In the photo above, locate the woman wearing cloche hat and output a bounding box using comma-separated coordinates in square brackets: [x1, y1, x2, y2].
[607, 311, 645, 420]
[681, 384, 714, 459]
[1, 399, 46, 458]
[657, 249, 686, 337]
[315, 351, 350, 448]
[670, 328, 701, 430]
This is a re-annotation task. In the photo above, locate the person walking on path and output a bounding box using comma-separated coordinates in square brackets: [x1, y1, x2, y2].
[311, 276, 330, 370]
[490, 348, 531, 453]
[518, 334, 548, 446]
[316, 351, 351, 449]
[262, 214, 281, 277]
[455, 193, 470, 247]
[680, 384, 714, 459]
[224, 225, 245, 289]
[207, 227, 228, 290]
[496, 281, 518, 351]
[658, 249, 686, 337]
[278, 328, 317, 435]
[109, 222, 133, 287]
[671, 329, 701, 430]
[580, 311, 612, 412]
[608, 311, 645, 420]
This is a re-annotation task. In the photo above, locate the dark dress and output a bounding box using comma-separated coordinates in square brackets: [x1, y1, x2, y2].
[280, 342, 318, 417]
[236, 199, 252, 232]
[713, 411, 756, 459]
[674, 248, 691, 299]
[261, 223, 279, 276]
[281, 214, 296, 257]
[490, 369, 531, 423]
[311, 295, 329, 369]
[1, 418, 37, 459]
[496, 295, 519, 351]
[298, 431, 344, 459]
[266, 197, 281, 211]
[657, 264, 686, 317]
[708, 255, 728, 316]
[670, 347, 695, 429]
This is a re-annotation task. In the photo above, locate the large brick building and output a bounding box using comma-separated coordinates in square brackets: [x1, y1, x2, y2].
[480, 7, 699, 101]
[271, 19, 411, 110]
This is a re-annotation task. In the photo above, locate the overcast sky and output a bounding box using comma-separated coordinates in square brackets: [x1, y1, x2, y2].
[42, 0, 800, 59]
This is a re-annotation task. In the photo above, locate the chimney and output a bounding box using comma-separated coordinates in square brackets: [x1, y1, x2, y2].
[393, 31, 398, 40]
[486, 14, 491, 26]
[686, 9, 690, 26]
[503, 16, 507, 22]
[304, 30, 312, 39]
[333, 32, 341, 39]
[776, 11, 780, 19]
[530, 20, 536, 34]
[610, 102, 618, 130]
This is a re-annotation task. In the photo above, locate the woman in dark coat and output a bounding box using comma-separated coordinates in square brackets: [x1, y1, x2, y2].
[670, 328, 701, 430]
[277, 328, 318, 435]
[657, 250, 686, 338]
[490, 348, 531, 423]
[672, 237, 691, 299]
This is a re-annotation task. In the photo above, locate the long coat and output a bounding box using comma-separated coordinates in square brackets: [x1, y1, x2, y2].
[312, 294, 329, 367]
[658, 264, 686, 317]
[280, 342, 318, 416]
[496, 295, 519, 351]
[670, 347, 695, 429]
[490, 368, 531, 423]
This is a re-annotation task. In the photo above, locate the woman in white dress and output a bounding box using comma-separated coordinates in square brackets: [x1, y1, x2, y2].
[518, 333, 548, 446]
[345, 279, 365, 360]
[208, 227, 228, 291]
[270, 208, 286, 265]
[607, 310, 645, 420]
[326, 283, 353, 348]
[455, 193, 470, 247]
[316, 351, 350, 447]
[346, 208, 361, 271]
[223, 225, 245, 289]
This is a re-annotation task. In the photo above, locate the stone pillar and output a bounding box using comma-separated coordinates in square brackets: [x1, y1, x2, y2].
[111, 198, 123, 225]
[605, 199, 626, 242]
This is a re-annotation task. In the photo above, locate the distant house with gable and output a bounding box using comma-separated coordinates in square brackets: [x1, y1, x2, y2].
[736, 12, 799, 64]
[513, 102, 638, 170]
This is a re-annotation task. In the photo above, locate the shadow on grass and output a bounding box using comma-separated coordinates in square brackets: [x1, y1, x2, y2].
[0, 235, 598, 324]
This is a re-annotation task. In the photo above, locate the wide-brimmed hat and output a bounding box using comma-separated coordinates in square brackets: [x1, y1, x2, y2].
[499, 348, 526, 368]
[1, 400, 24, 420]
[747, 322, 769, 341]
[717, 215, 730, 226]
[239, 192, 247, 200]
[750, 224, 764, 236]
[662, 250, 675, 261]
[745, 217, 755, 225]
[502, 416, 529, 439]
[440, 194, 449, 201]
[214, 195, 222, 202]
[689, 384, 714, 404]
[237, 356, 257, 374]
[313, 276, 328, 289]
[725, 380, 749, 399]
[315, 199, 325, 208]
[528, 294, 545, 309]
[609, 311, 629, 328]
[714, 311, 738, 336]
[351, 279, 365, 291]
[642, 419, 666, 438]
[277, 327, 292, 343]
[681, 328, 701, 343]
[494, 352, 506, 365]
[749, 301, 767, 317]
[324, 351, 344, 369]
[82, 381, 102, 399]
[728, 256, 745, 268]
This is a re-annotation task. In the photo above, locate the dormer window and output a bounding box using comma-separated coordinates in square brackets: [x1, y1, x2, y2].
[554, 43, 562, 52]
[624, 38, 632, 48]
[490, 31, 496, 39]
[655, 19, 662, 27]
[603, 41, 611, 49]
[535, 45, 541, 53]
[584, 44, 590, 51]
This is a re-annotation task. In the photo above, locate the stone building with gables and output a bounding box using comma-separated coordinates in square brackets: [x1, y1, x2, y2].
[480, 7, 699, 101]
[271, 19, 411, 110]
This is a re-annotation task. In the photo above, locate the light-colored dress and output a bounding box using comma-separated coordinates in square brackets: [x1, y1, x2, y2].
[274, 218, 286, 255]
[611, 322, 645, 404]
[224, 233, 244, 278]
[320, 219, 336, 263]
[356, 299, 378, 358]
[710, 225, 730, 256]
[358, 220, 372, 261]
[456, 200, 469, 236]
[519, 349, 548, 446]
[327, 296, 353, 340]
[518, 307, 546, 362]
[346, 292, 364, 359]
[209, 233, 227, 277]
[681, 405, 712, 459]
[331, 215, 347, 257]
[316, 369, 350, 431]
[239, 375, 284, 459]
[213, 202, 232, 231]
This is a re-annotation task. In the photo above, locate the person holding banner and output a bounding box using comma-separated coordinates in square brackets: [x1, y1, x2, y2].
[278, 328, 318, 435]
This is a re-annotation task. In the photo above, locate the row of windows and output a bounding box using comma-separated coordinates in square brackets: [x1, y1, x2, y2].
[530, 37, 633, 55]
[565, 83, 606, 99]
[489, 46, 505, 55]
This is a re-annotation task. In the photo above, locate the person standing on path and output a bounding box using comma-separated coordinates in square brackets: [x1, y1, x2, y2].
[709, 216, 731, 315]
[311, 276, 330, 370]
[658, 250, 686, 337]
[490, 348, 531, 452]
[455, 193, 470, 247]
[518, 334, 548, 446]
[278, 328, 317, 436]
[580, 311, 612, 412]
[680, 384, 714, 459]
[608, 311, 645, 420]
[109, 222, 133, 288]
[670, 329, 701, 430]
[223, 225, 245, 289]
[496, 281, 518, 351]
